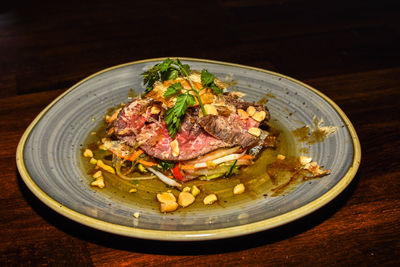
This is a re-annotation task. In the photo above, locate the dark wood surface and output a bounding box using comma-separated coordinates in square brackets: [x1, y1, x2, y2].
[1, 0, 399, 266]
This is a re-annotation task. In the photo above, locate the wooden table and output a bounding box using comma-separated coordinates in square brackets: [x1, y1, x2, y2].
[1, 0, 399, 265]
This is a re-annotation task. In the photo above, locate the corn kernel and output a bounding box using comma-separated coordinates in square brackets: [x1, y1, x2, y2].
[248, 127, 261, 137]
[83, 149, 93, 158]
[246, 106, 256, 116]
[233, 183, 245, 195]
[170, 139, 180, 157]
[237, 109, 249, 119]
[191, 185, 200, 197]
[203, 194, 218, 205]
[178, 192, 195, 207]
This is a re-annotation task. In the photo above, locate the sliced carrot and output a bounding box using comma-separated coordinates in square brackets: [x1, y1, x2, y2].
[240, 154, 254, 160]
[180, 164, 196, 170]
[137, 159, 158, 167]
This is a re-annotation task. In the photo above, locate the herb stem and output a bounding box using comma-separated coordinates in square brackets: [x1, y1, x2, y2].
[174, 61, 207, 116]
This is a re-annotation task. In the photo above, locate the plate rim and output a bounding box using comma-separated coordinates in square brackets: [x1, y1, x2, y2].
[16, 57, 361, 241]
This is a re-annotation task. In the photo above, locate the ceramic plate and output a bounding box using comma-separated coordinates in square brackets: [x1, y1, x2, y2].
[16, 58, 361, 241]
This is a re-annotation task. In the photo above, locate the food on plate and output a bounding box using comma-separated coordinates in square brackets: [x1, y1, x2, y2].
[83, 58, 331, 212]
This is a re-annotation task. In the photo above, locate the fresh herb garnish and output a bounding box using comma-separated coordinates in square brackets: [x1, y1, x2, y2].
[142, 58, 223, 138]
[156, 160, 176, 171]
[201, 69, 222, 95]
[225, 160, 238, 177]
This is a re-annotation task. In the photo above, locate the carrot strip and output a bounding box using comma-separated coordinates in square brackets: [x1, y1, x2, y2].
[180, 164, 196, 170]
[110, 149, 143, 162]
[240, 154, 253, 160]
[137, 159, 158, 167]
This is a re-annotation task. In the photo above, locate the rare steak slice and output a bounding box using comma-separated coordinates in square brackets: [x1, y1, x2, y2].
[197, 113, 260, 148]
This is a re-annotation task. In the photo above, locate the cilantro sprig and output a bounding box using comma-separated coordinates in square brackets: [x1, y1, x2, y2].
[142, 58, 222, 138]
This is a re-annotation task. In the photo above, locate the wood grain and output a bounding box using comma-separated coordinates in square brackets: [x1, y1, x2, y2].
[1, 0, 399, 266]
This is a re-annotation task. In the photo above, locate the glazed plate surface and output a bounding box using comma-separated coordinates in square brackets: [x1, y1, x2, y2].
[16, 58, 361, 241]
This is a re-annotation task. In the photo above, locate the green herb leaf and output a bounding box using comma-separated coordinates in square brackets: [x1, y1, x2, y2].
[164, 82, 183, 98]
[201, 69, 222, 95]
[201, 69, 215, 86]
[156, 160, 176, 170]
[165, 93, 194, 138]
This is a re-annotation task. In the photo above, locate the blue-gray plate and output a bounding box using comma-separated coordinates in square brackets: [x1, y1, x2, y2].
[16, 58, 361, 241]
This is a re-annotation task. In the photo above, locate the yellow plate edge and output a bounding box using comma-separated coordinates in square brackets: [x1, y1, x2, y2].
[16, 57, 361, 241]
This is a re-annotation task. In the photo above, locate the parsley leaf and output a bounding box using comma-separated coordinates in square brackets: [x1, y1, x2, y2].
[164, 82, 183, 98]
[165, 93, 195, 138]
[201, 69, 222, 95]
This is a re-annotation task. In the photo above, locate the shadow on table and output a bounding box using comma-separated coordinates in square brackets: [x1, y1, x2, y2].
[17, 170, 359, 255]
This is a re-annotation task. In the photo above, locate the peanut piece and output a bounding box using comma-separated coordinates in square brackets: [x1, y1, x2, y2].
[133, 212, 140, 218]
[83, 149, 93, 158]
[157, 192, 176, 203]
[203, 194, 218, 205]
[191, 185, 200, 197]
[252, 111, 266, 122]
[246, 106, 256, 116]
[248, 127, 261, 137]
[170, 139, 180, 157]
[151, 106, 161, 114]
[182, 186, 191, 192]
[160, 201, 178, 213]
[233, 183, 245, 195]
[237, 109, 249, 119]
[91, 176, 105, 188]
[277, 154, 286, 160]
[129, 188, 138, 193]
[89, 158, 98, 165]
[92, 170, 102, 179]
[204, 104, 218, 115]
[178, 192, 195, 207]
[96, 160, 115, 174]
[299, 156, 312, 165]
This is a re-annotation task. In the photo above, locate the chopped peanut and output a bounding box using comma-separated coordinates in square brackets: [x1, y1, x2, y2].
[89, 158, 98, 165]
[98, 144, 106, 150]
[129, 188, 138, 193]
[182, 186, 191, 192]
[157, 192, 176, 203]
[133, 212, 140, 218]
[83, 149, 93, 158]
[96, 160, 115, 174]
[237, 109, 249, 119]
[178, 192, 195, 207]
[91, 176, 105, 188]
[204, 104, 218, 115]
[92, 170, 102, 179]
[203, 194, 218, 205]
[233, 183, 245, 195]
[170, 139, 180, 157]
[151, 106, 161, 114]
[252, 111, 266, 122]
[160, 201, 178, 213]
[246, 106, 256, 116]
[191, 185, 200, 197]
[277, 154, 286, 160]
[299, 156, 312, 165]
[248, 127, 261, 137]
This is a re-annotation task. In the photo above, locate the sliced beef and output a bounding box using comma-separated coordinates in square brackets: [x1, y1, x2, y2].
[197, 114, 259, 148]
